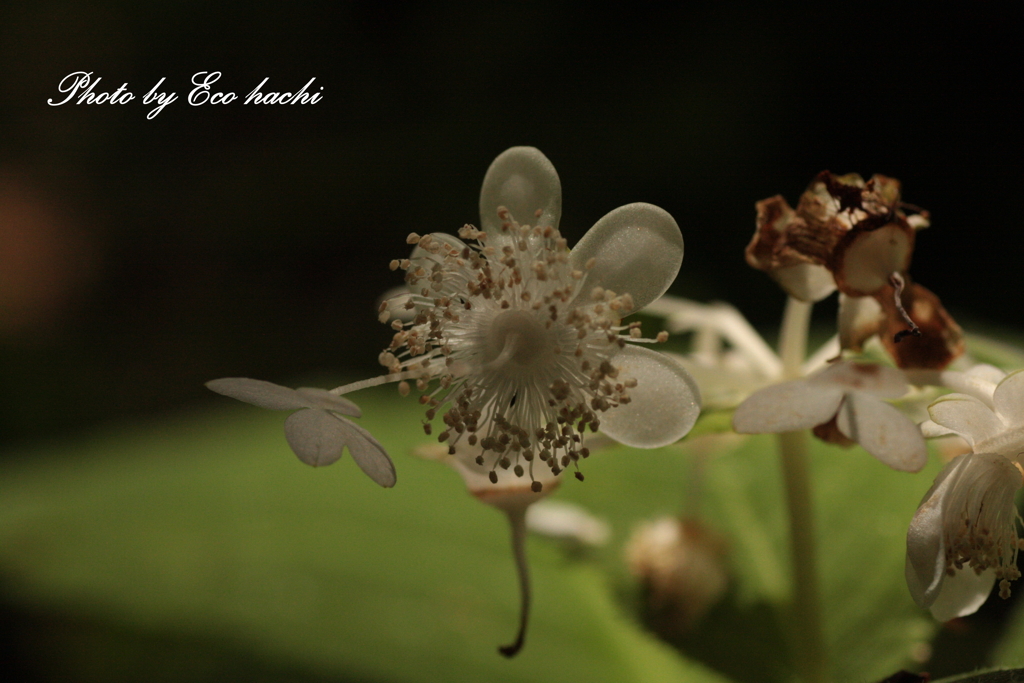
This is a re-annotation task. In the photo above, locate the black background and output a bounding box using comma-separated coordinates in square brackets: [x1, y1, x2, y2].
[1, 1, 1020, 443]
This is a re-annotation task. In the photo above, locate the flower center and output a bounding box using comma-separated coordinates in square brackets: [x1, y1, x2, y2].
[944, 453, 1024, 600]
[376, 209, 664, 489]
[484, 310, 550, 369]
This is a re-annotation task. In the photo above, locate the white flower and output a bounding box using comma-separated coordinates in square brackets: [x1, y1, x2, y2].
[205, 378, 396, 487]
[906, 368, 1024, 620]
[732, 360, 927, 472]
[376, 147, 701, 490]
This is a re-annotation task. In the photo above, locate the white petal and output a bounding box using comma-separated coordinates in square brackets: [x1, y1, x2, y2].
[283, 410, 396, 487]
[569, 203, 684, 313]
[835, 392, 927, 472]
[993, 368, 1024, 427]
[294, 387, 361, 417]
[207, 378, 309, 411]
[526, 500, 610, 547]
[928, 568, 995, 622]
[808, 361, 908, 400]
[837, 293, 883, 352]
[598, 345, 701, 448]
[284, 409, 348, 467]
[965, 363, 1008, 385]
[920, 419, 958, 438]
[733, 380, 843, 434]
[478, 147, 561, 236]
[331, 418, 397, 488]
[927, 394, 1003, 447]
[905, 454, 970, 610]
[770, 263, 836, 303]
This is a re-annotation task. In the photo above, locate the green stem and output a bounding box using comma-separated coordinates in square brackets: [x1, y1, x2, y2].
[778, 430, 826, 683]
[777, 297, 827, 683]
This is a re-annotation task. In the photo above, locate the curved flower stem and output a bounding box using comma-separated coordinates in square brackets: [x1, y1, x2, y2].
[499, 508, 531, 658]
[777, 297, 827, 683]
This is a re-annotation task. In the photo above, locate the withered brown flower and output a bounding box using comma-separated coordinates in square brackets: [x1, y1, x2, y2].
[746, 171, 963, 370]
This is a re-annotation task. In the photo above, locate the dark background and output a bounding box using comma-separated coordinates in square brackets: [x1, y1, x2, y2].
[1, 1, 1020, 444]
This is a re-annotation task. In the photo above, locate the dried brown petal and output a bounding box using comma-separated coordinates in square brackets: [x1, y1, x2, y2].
[879, 282, 965, 370]
[745, 196, 838, 301]
[812, 415, 856, 448]
[749, 171, 931, 304]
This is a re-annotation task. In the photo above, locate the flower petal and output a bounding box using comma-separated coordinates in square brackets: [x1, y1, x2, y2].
[927, 394, 1003, 447]
[905, 454, 970, 610]
[769, 263, 836, 303]
[598, 345, 701, 448]
[331, 417, 397, 488]
[993, 369, 1024, 428]
[835, 391, 927, 472]
[837, 292, 884, 353]
[928, 568, 996, 622]
[920, 419, 958, 439]
[733, 380, 843, 434]
[284, 409, 348, 467]
[207, 377, 310, 411]
[479, 147, 561, 236]
[809, 361, 909, 400]
[283, 410, 396, 486]
[569, 203, 684, 312]
[294, 387, 361, 417]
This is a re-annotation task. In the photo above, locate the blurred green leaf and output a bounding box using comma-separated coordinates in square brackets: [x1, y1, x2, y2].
[0, 386, 729, 683]
[0, 382, 959, 683]
[993, 593, 1024, 668]
[580, 428, 941, 683]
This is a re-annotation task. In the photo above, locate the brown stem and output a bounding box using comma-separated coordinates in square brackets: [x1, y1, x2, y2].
[498, 508, 531, 658]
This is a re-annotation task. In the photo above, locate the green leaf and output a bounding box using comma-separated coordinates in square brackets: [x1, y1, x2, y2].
[993, 591, 1024, 668]
[0, 386, 730, 683]
[571, 430, 940, 683]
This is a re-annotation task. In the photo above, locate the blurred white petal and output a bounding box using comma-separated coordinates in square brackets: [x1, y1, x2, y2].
[928, 394, 1004, 447]
[993, 369, 1024, 427]
[294, 387, 361, 417]
[920, 419, 957, 439]
[206, 377, 313, 411]
[810, 361, 909, 399]
[526, 500, 610, 547]
[733, 380, 843, 434]
[836, 391, 927, 472]
[770, 263, 836, 303]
